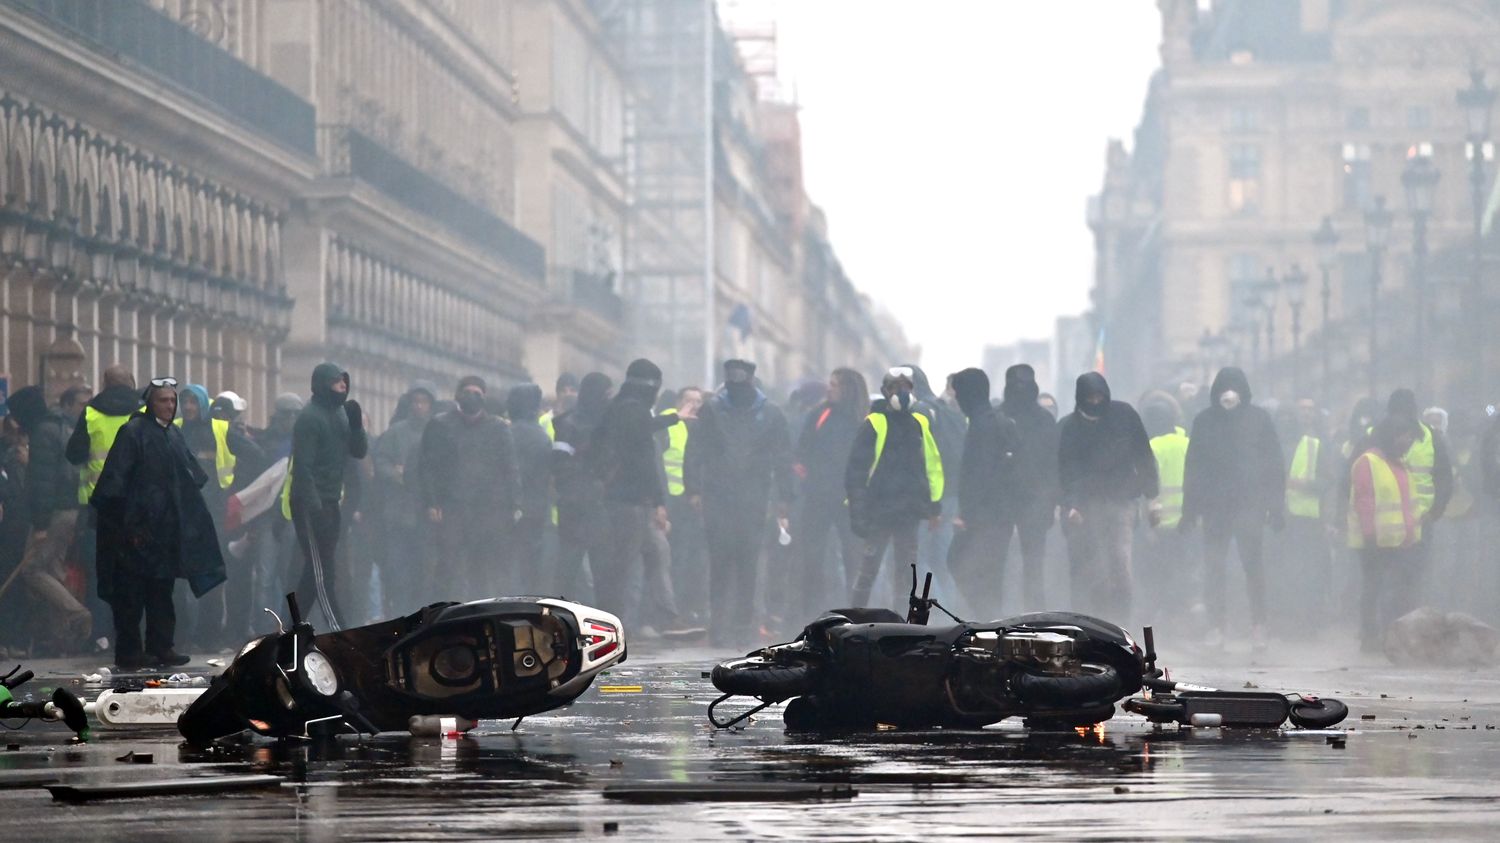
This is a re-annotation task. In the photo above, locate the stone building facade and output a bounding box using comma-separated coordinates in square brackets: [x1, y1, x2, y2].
[1091, 0, 1500, 407]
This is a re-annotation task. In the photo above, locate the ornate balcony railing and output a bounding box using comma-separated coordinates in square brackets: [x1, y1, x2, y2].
[3, 0, 316, 157]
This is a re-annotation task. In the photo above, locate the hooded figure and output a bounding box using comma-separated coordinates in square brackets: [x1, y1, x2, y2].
[8, 385, 94, 649]
[369, 380, 436, 614]
[588, 359, 685, 629]
[551, 372, 614, 599]
[947, 369, 1019, 609]
[792, 367, 869, 618]
[1057, 372, 1156, 621]
[903, 364, 963, 578]
[502, 384, 552, 593]
[289, 362, 367, 629]
[685, 359, 794, 645]
[1180, 367, 1284, 648]
[996, 363, 1062, 610]
[419, 374, 521, 597]
[92, 380, 225, 667]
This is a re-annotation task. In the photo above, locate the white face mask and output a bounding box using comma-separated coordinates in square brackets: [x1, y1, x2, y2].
[1219, 390, 1241, 411]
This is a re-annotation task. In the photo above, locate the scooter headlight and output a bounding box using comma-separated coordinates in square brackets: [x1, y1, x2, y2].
[302, 651, 339, 697]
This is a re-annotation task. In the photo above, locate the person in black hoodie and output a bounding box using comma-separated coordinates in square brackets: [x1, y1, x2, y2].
[420, 375, 521, 598]
[1180, 367, 1284, 649]
[590, 359, 684, 631]
[846, 367, 945, 609]
[947, 368, 1017, 615]
[903, 364, 964, 593]
[91, 379, 225, 668]
[6, 385, 92, 651]
[997, 364, 1061, 611]
[1058, 372, 1157, 622]
[792, 367, 868, 619]
[552, 372, 613, 601]
[685, 359, 794, 646]
[506, 383, 553, 594]
[289, 362, 367, 629]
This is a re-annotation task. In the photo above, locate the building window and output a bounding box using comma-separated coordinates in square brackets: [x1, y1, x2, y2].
[1228, 253, 1262, 324]
[1346, 108, 1371, 131]
[1407, 106, 1431, 130]
[1227, 143, 1261, 215]
[1342, 143, 1373, 210]
[1228, 107, 1260, 132]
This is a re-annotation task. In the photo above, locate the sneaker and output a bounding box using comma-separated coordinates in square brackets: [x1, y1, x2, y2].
[150, 651, 191, 667]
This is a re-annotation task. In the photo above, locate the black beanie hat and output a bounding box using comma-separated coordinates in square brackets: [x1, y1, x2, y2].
[625, 358, 663, 386]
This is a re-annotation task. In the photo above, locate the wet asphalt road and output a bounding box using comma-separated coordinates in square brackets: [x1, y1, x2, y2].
[3, 640, 1500, 841]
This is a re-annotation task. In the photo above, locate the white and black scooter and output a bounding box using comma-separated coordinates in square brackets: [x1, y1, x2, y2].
[179, 593, 626, 745]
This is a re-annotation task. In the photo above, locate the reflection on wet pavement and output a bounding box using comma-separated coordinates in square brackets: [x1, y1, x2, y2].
[3, 645, 1500, 840]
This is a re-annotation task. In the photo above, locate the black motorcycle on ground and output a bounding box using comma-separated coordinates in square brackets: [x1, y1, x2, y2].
[709, 568, 1349, 732]
[179, 594, 626, 745]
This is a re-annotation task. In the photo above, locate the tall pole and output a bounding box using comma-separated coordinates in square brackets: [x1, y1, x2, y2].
[1413, 210, 1430, 394]
[1369, 250, 1381, 399]
[1320, 268, 1332, 404]
[1264, 305, 1276, 397]
[1473, 147, 1487, 400]
[702, 0, 716, 388]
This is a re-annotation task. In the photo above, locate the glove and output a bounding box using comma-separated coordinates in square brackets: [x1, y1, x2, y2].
[344, 399, 363, 431]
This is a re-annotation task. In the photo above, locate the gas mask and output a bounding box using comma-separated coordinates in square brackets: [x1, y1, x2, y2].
[887, 390, 913, 412]
[1218, 390, 1241, 411]
[456, 390, 485, 416]
[1079, 400, 1104, 421]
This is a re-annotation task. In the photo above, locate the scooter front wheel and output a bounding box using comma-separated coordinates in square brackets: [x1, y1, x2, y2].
[711, 657, 817, 701]
[1287, 697, 1349, 729]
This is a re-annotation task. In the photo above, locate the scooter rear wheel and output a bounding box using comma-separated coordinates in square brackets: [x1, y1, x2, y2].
[711, 657, 817, 701]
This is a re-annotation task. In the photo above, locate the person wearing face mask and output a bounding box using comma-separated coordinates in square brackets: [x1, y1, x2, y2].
[791, 368, 869, 620]
[1057, 372, 1157, 623]
[288, 363, 368, 630]
[1179, 367, 1285, 651]
[91, 378, 224, 669]
[419, 375, 521, 600]
[996, 364, 1061, 612]
[684, 359, 794, 646]
[588, 359, 685, 634]
[844, 367, 945, 610]
[551, 372, 614, 601]
[947, 368, 1018, 615]
[1348, 416, 1424, 652]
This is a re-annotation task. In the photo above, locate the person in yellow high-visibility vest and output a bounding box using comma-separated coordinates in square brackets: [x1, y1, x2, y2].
[659, 386, 708, 619]
[66, 364, 143, 644]
[844, 367, 944, 608]
[1348, 416, 1422, 653]
[1284, 398, 1337, 615]
[1140, 400, 1189, 607]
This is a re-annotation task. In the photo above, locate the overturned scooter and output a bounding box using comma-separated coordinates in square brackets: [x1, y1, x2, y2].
[709, 567, 1350, 732]
[179, 593, 626, 745]
[1, 664, 89, 740]
[709, 568, 1146, 731]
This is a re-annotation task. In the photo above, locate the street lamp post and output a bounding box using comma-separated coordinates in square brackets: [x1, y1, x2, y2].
[1402, 154, 1440, 394]
[1284, 264, 1308, 400]
[1257, 268, 1279, 396]
[1458, 69, 1495, 399]
[1364, 195, 1394, 399]
[1314, 216, 1339, 405]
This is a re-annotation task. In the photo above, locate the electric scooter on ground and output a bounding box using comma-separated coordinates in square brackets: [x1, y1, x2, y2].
[179, 593, 626, 745]
[1, 664, 89, 740]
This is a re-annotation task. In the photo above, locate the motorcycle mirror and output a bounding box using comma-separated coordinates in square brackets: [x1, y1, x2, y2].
[263, 607, 286, 635]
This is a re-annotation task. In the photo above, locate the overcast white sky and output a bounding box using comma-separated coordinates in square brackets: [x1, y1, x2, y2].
[735, 0, 1162, 376]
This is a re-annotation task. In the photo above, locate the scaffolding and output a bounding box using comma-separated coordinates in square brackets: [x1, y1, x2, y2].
[594, 0, 716, 388]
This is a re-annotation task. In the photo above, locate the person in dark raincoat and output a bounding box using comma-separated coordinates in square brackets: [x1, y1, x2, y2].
[551, 372, 614, 600]
[91, 379, 225, 668]
[371, 381, 435, 613]
[996, 364, 1061, 611]
[902, 364, 963, 591]
[419, 375, 520, 598]
[685, 359, 794, 646]
[289, 363, 367, 629]
[506, 383, 553, 593]
[946, 368, 1018, 614]
[792, 367, 868, 619]
[1180, 367, 1285, 650]
[1058, 372, 1157, 623]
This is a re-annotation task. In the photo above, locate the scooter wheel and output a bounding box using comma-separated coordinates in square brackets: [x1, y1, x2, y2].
[710, 657, 817, 701]
[1124, 698, 1186, 723]
[1287, 697, 1350, 729]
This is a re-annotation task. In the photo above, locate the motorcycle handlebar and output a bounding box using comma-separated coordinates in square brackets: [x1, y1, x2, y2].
[2, 669, 33, 690]
[286, 593, 303, 627]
